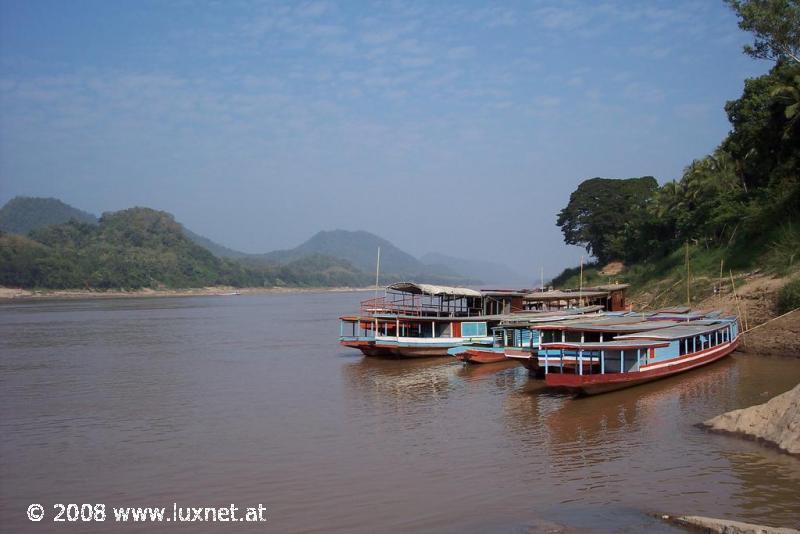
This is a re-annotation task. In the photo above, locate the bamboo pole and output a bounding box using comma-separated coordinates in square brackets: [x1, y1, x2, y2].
[729, 270, 745, 347]
[685, 242, 691, 307]
[579, 256, 584, 307]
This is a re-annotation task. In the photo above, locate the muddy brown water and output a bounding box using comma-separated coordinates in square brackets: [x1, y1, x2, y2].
[1, 292, 799, 533]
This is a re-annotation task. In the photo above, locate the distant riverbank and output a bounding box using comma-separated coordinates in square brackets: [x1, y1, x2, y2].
[0, 285, 375, 301]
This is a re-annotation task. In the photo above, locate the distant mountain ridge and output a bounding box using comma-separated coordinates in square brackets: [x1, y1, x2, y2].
[258, 230, 475, 284]
[0, 197, 523, 288]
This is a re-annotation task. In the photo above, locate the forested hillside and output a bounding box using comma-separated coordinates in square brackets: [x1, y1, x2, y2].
[0, 208, 377, 289]
[552, 0, 800, 311]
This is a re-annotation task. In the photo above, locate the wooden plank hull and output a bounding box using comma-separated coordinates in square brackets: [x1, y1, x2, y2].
[545, 338, 740, 395]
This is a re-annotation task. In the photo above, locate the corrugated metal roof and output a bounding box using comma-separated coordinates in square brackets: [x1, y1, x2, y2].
[617, 320, 736, 341]
[534, 316, 684, 332]
[387, 282, 483, 298]
[523, 290, 610, 300]
[584, 284, 630, 291]
[541, 339, 670, 350]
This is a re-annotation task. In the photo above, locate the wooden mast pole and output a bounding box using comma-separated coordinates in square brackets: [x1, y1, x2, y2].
[579, 256, 584, 308]
[374, 246, 381, 300]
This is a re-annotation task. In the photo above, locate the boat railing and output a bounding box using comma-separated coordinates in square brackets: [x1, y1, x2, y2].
[359, 296, 481, 318]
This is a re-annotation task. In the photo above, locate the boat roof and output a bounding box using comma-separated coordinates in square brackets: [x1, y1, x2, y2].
[499, 306, 605, 325]
[647, 311, 709, 321]
[341, 306, 606, 323]
[387, 282, 482, 298]
[541, 339, 670, 350]
[534, 316, 685, 333]
[522, 289, 610, 300]
[617, 319, 737, 341]
[522, 284, 630, 301]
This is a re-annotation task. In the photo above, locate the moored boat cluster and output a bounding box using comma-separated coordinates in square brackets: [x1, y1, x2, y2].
[339, 282, 741, 395]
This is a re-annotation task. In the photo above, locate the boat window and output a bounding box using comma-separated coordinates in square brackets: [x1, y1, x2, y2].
[461, 322, 487, 337]
[584, 331, 601, 343]
[565, 331, 582, 343]
[541, 330, 559, 344]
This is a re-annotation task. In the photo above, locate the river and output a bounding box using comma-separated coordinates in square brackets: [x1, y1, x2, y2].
[1, 291, 799, 532]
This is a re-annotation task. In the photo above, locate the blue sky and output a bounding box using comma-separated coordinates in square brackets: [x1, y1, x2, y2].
[0, 0, 769, 278]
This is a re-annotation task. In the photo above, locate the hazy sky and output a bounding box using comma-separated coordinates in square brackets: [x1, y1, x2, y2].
[0, 0, 770, 278]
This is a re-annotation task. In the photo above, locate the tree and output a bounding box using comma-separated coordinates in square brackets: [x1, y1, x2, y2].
[724, 61, 800, 204]
[725, 0, 800, 63]
[556, 176, 659, 264]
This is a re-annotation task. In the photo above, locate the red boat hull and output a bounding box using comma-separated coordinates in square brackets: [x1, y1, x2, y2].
[545, 338, 740, 395]
[456, 348, 507, 364]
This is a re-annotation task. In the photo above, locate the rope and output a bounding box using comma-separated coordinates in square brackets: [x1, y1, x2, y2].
[742, 307, 800, 334]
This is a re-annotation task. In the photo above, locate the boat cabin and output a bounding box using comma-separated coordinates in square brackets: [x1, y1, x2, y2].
[522, 284, 629, 312]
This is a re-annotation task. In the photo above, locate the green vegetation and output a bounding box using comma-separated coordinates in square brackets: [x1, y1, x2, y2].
[726, 0, 800, 63]
[777, 278, 800, 313]
[0, 199, 473, 289]
[0, 208, 265, 289]
[0, 206, 383, 290]
[0, 196, 97, 234]
[553, 1, 800, 308]
[556, 176, 658, 264]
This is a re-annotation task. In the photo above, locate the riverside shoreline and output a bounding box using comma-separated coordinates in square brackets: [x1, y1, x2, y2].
[661, 514, 800, 534]
[703, 383, 800, 455]
[0, 285, 375, 301]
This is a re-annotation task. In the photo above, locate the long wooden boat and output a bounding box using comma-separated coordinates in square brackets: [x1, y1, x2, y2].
[339, 283, 497, 358]
[541, 317, 740, 395]
[339, 281, 630, 359]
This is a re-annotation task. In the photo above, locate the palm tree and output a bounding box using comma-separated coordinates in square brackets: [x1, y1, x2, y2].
[770, 74, 800, 138]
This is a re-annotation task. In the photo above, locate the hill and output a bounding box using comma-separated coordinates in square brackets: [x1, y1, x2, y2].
[259, 229, 472, 284]
[420, 252, 527, 286]
[0, 208, 264, 289]
[0, 196, 253, 260]
[0, 196, 97, 234]
[262, 230, 421, 272]
[0, 207, 376, 289]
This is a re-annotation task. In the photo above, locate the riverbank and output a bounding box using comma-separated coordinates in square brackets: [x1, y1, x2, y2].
[693, 273, 800, 356]
[703, 382, 800, 455]
[0, 285, 375, 301]
[661, 514, 799, 533]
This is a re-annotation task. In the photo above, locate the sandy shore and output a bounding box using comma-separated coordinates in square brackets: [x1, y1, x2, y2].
[0, 285, 375, 301]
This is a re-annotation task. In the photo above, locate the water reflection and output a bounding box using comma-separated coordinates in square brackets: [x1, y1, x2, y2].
[341, 357, 459, 405]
